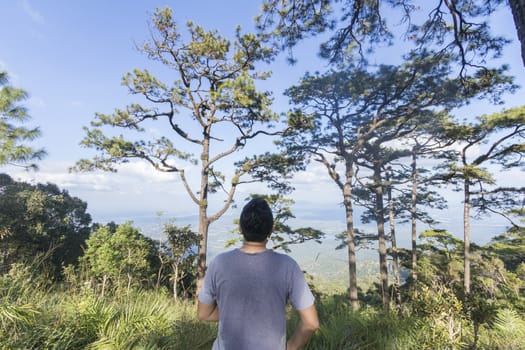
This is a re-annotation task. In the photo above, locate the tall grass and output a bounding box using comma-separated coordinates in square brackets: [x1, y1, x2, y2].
[0, 264, 217, 349]
[1, 288, 218, 349]
[290, 298, 423, 350]
[1, 266, 524, 349]
[289, 295, 525, 350]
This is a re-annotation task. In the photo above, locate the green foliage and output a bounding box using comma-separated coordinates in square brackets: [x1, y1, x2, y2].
[400, 224, 525, 348]
[0, 260, 49, 345]
[0, 174, 92, 278]
[71, 6, 286, 288]
[85, 291, 187, 349]
[82, 223, 157, 295]
[1, 261, 524, 350]
[440, 105, 525, 191]
[477, 308, 525, 350]
[411, 283, 465, 348]
[73, 6, 278, 177]
[435, 105, 525, 296]
[486, 221, 525, 271]
[0, 286, 217, 349]
[279, 53, 478, 310]
[81, 225, 115, 280]
[1, 255, 214, 348]
[0, 70, 46, 169]
[236, 152, 305, 195]
[0, 303, 39, 336]
[294, 296, 468, 349]
[257, 0, 513, 78]
[162, 223, 199, 299]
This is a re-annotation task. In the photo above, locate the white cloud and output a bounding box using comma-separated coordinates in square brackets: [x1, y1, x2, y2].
[1, 160, 204, 221]
[21, 0, 45, 24]
[293, 162, 342, 189]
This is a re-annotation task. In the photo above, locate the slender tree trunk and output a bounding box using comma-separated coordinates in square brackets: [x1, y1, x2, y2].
[374, 166, 390, 310]
[173, 263, 179, 301]
[196, 129, 211, 297]
[117, 271, 122, 293]
[411, 151, 418, 291]
[127, 249, 132, 294]
[509, 0, 525, 66]
[156, 241, 164, 290]
[0, 243, 7, 275]
[344, 183, 359, 311]
[464, 180, 471, 295]
[156, 264, 164, 290]
[101, 274, 107, 298]
[127, 273, 132, 295]
[196, 218, 209, 296]
[387, 171, 401, 308]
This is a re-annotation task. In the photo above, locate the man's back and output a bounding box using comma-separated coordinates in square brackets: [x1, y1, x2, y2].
[199, 248, 314, 350]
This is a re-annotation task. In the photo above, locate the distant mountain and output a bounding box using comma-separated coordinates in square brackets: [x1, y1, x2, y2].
[94, 208, 511, 288]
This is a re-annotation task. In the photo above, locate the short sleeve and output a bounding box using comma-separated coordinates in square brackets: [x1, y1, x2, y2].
[288, 260, 315, 311]
[198, 258, 217, 305]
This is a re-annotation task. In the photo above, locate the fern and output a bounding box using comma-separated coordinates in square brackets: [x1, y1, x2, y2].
[477, 308, 525, 350]
[0, 303, 39, 331]
[493, 308, 525, 336]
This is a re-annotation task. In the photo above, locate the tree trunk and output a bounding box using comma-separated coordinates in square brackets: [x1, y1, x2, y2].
[344, 183, 359, 311]
[156, 265, 163, 290]
[173, 262, 179, 301]
[156, 242, 164, 290]
[101, 274, 107, 298]
[509, 0, 525, 66]
[127, 248, 132, 294]
[127, 273, 132, 295]
[196, 219, 209, 297]
[464, 180, 471, 295]
[0, 243, 8, 275]
[374, 166, 390, 310]
[386, 171, 401, 308]
[410, 151, 418, 292]
[196, 128, 211, 297]
[117, 271, 122, 293]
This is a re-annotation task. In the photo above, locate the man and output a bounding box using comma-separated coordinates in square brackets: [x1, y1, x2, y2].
[198, 197, 319, 350]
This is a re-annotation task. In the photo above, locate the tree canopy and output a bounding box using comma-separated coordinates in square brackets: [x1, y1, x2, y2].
[0, 71, 46, 169]
[257, 0, 525, 69]
[0, 173, 92, 277]
[73, 7, 288, 292]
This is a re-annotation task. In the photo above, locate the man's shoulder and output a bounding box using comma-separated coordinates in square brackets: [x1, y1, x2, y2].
[208, 249, 240, 265]
[211, 248, 299, 267]
[212, 249, 238, 260]
[267, 250, 300, 266]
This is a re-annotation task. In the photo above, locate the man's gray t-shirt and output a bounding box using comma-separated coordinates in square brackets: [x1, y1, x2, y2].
[198, 248, 315, 350]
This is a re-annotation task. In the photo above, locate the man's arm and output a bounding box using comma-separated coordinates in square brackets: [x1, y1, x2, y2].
[197, 301, 220, 322]
[287, 304, 319, 350]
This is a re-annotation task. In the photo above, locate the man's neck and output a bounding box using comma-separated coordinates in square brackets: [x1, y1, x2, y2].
[240, 240, 268, 254]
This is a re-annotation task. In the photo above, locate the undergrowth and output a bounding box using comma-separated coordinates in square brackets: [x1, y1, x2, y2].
[1, 266, 524, 349]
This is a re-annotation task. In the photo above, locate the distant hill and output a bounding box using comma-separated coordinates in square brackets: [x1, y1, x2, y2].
[97, 208, 511, 291]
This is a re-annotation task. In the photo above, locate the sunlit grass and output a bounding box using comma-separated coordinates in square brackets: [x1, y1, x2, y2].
[1, 280, 217, 349]
[1, 269, 524, 350]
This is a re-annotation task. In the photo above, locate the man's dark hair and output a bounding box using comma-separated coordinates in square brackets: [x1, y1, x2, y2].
[240, 198, 273, 242]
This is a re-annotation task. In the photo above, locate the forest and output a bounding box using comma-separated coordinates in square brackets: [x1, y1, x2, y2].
[1, 1, 525, 349]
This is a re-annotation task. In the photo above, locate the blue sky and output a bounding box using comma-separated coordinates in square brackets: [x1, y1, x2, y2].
[1, 0, 524, 246]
